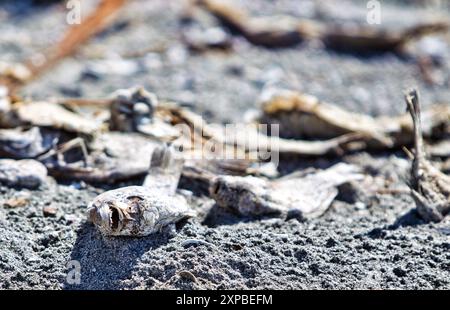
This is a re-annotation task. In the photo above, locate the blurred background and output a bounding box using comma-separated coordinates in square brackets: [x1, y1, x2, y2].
[0, 0, 449, 122]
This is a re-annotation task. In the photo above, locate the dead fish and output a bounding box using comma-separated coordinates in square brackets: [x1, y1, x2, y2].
[0, 159, 47, 189]
[45, 132, 161, 183]
[259, 88, 450, 150]
[197, 0, 448, 52]
[209, 163, 363, 219]
[323, 22, 449, 53]
[405, 90, 450, 222]
[88, 145, 194, 236]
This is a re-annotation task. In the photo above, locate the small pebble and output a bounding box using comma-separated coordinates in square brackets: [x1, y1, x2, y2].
[43, 206, 57, 217]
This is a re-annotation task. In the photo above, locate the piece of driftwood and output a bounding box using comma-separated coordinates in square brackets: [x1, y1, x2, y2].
[210, 163, 363, 219]
[0, 159, 47, 189]
[88, 145, 194, 236]
[405, 90, 450, 222]
[260, 88, 450, 150]
[196, 0, 448, 52]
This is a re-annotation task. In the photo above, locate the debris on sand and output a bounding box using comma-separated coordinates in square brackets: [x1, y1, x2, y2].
[0, 159, 47, 189]
[322, 22, 449, 53]
[88, 145, 194, 236]
[196, 0, 449, 52]
[2, 193, 31, 208]
[162, 101, 363, 157]
[0, 100, 101, 136]
[44, 132, 161, 183]
[0, 127, 57, 159]
[110, 87, 158, 132]
[405, 90, 450, 223]
[110, 87, 179, 140]
[16, 101, 101, 136]
[259, 88, 450, 151]
[195, 0, 317, 47]
[210, 163, 363, 219]
[0, 62, 32, 86]
[43, 205, 58, 217]
[180, 4, 233, 52]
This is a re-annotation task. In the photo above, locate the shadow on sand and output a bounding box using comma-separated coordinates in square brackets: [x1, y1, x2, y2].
[64, 222, 171, 290]
[365, 209, 427, 239]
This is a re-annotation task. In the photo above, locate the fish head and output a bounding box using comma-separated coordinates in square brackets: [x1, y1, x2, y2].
[87, 198, 132, 235]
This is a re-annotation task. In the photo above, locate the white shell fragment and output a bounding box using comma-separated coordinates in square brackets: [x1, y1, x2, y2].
[210, 163, 364, 219]
[0, 159, 47, 189]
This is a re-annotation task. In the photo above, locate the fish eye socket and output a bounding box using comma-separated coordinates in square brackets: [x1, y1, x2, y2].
[110, 207, 120, 231]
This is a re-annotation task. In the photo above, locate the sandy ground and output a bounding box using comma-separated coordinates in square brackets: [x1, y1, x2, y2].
[0, 0, 450, 289]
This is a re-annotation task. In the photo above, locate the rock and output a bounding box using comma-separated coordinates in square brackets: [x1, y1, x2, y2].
[0, 127, 56, 159]
[166, 44, 188, 65]
[85, 57, 139, 77]
[43, 206, 57, 217]
[0, 159, 47, 189]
